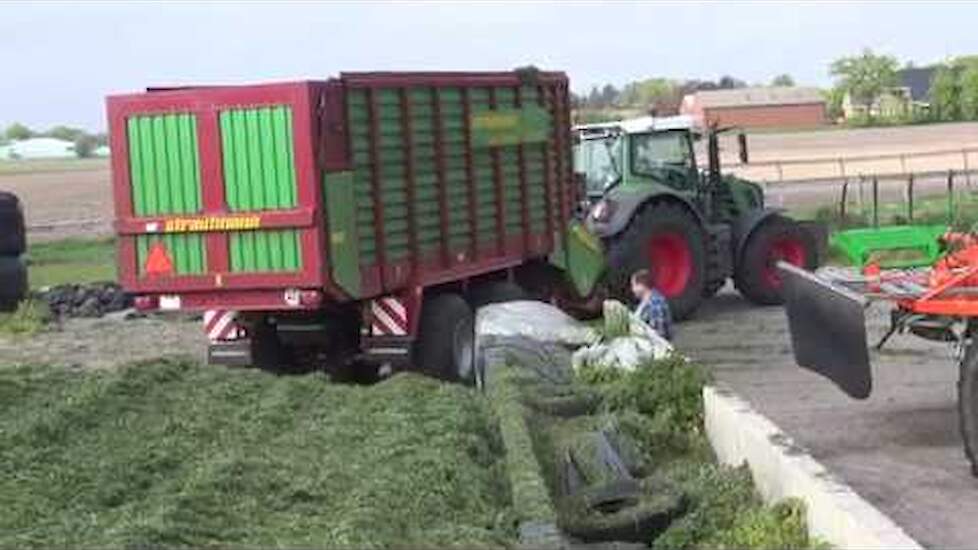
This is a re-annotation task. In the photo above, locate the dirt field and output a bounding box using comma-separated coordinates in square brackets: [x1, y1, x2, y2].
[0, 160, 112, 242]
[4, 122, 977, 242]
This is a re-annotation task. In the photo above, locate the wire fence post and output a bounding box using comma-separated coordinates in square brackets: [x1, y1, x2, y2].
[872, 175, 879, 228]
[907, 173, 914, 222]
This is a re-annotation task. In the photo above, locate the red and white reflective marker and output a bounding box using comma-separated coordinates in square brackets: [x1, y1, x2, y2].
[370, 296, 408, 336]
[204, 310, 243, 341]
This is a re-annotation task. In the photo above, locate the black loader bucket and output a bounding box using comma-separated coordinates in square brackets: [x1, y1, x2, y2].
[778, 262, 873, 399]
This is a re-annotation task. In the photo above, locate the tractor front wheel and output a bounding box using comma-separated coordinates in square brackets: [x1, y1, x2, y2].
[735, 216, 817, 306]
[958, 333, 978, 476]
[606, 202, 706, 320]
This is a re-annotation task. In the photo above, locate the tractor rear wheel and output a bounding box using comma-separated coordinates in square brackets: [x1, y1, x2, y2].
[958, 333, 978, 476]
[414, 293, 476, 384]
[734, 216, 817, 306]
[606, 202, 706, 320]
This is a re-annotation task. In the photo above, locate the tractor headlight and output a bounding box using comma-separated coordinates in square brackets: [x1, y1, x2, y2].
[590, 199, 616, 223]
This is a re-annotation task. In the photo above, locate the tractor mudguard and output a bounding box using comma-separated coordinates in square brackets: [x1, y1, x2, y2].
[586, 187, 706, 240]
[732, 208, 784, 262]
[733, 209, 828, 266]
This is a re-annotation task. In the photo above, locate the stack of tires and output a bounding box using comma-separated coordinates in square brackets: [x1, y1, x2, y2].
[0, 192, 27, 312]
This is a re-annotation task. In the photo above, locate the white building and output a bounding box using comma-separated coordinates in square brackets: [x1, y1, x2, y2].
[0, 137, 77, 160]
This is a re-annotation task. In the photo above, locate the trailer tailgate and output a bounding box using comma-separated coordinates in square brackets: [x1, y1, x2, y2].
[108, 82, 325, 310]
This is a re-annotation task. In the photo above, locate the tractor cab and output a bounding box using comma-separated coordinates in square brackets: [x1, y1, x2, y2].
[573, 115, 702, 201]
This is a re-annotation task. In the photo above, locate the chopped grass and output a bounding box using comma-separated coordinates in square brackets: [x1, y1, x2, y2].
[25, 238, 116, 288]
[515, 355, 823, 549]
[0, 299, 50, 338]
[0, 359, 516, 548]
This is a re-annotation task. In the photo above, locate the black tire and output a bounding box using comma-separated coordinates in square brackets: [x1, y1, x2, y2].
[557, 477, 684, 543]
[734, 215, 817, 306]
[466, 280, 527, 309]
[0, 192, 26, 256]
[414, 293, 476, 383]
[605, 202, 707, 320]
[0, 256, 28, 312]
[958, 335, 978, 476]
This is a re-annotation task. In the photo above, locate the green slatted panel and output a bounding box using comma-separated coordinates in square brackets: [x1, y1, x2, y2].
[345, 82, 556, 267]
[127, 113, 206, 275]
[219, 105, 301, 273]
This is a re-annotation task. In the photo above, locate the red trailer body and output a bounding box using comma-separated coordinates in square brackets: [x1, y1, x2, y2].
[107, 70, 588, 374]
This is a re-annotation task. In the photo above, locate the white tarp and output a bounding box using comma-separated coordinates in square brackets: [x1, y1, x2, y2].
[475, 300, 598, 347]
[571, 301, 673, 372]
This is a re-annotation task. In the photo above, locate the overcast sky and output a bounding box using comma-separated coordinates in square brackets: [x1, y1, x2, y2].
[3, 1, 978, 132]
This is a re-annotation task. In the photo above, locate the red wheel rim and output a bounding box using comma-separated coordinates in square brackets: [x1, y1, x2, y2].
[647, 232, 692, 298]
[763, 237, 806, 289]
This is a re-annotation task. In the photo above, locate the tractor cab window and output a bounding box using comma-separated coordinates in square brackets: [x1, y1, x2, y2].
[576, 134, 623, 196]
[629, 131, 693, 188]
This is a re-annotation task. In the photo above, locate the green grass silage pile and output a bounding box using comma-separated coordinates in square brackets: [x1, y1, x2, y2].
[0, 359, 515, 548]
[521, 355, 824, 549]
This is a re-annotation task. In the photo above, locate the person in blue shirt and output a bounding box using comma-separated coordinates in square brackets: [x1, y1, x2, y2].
[630, 269, 673, 341]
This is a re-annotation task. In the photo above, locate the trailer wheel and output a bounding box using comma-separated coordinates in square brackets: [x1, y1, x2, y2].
[958, 335, 978, 476]
[0, 256, 28, 312]
[735, 215, 817, 306]
[467, 280, 527, 309]
[414, 293, 476, 384]
[606, 202, 706, 320]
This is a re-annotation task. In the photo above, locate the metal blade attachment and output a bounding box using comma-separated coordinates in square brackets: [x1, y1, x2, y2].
[778, 262, 873, 399]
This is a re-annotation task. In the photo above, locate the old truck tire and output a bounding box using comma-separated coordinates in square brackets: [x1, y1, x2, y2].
[734, 215, 817, 306]
[558, 478, 684, 543]
[958, 335, 978, 476]
[467, 280, 527, 309]
[606, 202, 706, 320]
[414, 293, 476, 384]
[0, 192, 26, 256]
[0, 256, 28, 312]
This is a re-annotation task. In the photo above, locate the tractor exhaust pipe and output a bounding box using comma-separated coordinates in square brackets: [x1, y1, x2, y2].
[778, 262, 873, 399]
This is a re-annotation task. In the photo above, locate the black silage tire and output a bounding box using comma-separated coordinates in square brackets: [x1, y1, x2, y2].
[557, 477, 684, 543]
[466, 280, 528, 309]
[0, 192, 26, 256]
[734, 215, 817, 306]
[959, 337, 978, 476]
[0, 256, 28, 312]
[605, 202, 707, 320]
[414, 293, 476, 384]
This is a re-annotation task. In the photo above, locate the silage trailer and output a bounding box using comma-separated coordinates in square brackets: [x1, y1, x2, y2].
[107, 70, 605, 381]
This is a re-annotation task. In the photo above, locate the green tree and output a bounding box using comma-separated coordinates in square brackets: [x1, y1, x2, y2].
[930, 65, 961, 122]
[959, 61, 978, 120]
[824, 87, 846, 121]
[5, 122, 33, 141]
[618, 78, 677, 108]
[829, 48, 899, 117]
[45, 125, 86, 143]
[770, 74, 795, 87]
[73, 134, 98, 158]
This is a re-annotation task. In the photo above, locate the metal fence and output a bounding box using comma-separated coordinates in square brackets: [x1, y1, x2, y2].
[725, 147, 978, 185]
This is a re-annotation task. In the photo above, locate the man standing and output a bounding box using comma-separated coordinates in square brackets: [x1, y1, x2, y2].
[630, 269, 673, 341]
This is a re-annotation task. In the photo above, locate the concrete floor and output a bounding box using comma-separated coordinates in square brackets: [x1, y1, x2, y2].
[675, 290, 978, 549]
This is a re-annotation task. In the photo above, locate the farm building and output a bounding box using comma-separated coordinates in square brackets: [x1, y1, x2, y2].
[680, 87, 826, 129]
[0, 137, 77, 160]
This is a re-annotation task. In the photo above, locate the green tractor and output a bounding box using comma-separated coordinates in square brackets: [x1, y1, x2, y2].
[575, 115, 824, 319]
